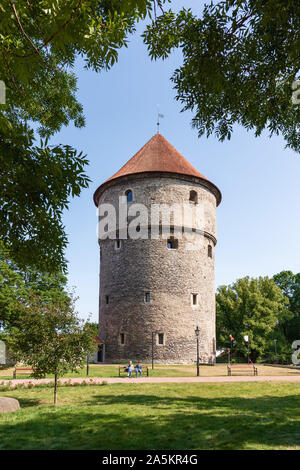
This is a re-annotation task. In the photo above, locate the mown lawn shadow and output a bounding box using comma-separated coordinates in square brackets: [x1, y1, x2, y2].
[0, 392, 299, 450]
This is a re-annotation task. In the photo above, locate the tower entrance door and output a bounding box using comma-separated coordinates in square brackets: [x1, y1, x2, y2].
[97, 344, 105, 363]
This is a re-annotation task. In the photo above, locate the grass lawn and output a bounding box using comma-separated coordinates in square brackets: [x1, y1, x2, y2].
[1, 363, 298, 380]
[0, 382, 299, 450]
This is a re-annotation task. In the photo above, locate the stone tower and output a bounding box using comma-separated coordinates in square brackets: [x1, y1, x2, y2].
[93, 134, 221, 364]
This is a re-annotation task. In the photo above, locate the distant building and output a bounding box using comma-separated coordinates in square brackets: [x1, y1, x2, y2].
[93, 133, 221, 364]
[0, 340, 15, 367]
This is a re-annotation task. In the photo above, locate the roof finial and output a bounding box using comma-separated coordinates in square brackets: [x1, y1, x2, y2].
[156, 104, 164, 133]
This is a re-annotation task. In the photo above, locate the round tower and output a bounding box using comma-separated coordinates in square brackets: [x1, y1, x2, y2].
[93, 134, 221, 364]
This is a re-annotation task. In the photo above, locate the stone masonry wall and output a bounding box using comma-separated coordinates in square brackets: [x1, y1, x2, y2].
[96, 175, 217, 364]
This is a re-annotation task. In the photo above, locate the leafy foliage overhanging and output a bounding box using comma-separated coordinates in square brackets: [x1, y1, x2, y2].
[143, 0, 300, 152]
[0, 1, 165, 272]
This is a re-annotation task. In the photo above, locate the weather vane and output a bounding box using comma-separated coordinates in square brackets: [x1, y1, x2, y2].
[156, 104, 164, 133]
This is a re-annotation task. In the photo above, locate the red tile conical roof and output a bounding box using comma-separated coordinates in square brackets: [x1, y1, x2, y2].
[107, 133, 207, 182]
[93, 133, 221, 205]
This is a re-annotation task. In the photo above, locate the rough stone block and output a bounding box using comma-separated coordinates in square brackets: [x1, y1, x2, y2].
[0, 397, 20, 414]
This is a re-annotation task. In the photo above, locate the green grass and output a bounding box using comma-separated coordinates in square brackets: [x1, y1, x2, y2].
[0, 364, 193, 380]
[1, 363, 298, 381]
[0, 382, 299, 450]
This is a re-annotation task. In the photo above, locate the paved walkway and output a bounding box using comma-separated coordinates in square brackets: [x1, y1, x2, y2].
[2, 375, 300, 386]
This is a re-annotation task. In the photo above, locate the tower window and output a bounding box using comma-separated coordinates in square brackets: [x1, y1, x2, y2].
[105, 295, 109, 304]
[167, 238, 178, 249]
[208, 245, 212, 258]
[158, 333, 164, 345]
[120, 333, 125, 345]
[192, 294, 198, 306]
[145, 292, 150, 303]
[125, 189, 133, 202]
[189, 190, 198, 204]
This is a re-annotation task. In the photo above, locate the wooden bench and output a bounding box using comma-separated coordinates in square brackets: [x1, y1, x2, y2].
[13, 367, 34, 379]
[227, 364, 258, 376]
[119, 366, 149, 377]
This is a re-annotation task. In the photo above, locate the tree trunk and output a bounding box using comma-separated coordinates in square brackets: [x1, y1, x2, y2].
[54, 373, 58, 405]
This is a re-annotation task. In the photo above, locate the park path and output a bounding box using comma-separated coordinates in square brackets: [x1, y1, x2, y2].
[2, 375, 300, 386]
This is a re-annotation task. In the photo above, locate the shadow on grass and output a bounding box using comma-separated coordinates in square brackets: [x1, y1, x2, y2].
[16, 397, 42, 408]
[0, 392, 299, 450]
[87, 391, 300, 412]
[0, 394, 42, 408]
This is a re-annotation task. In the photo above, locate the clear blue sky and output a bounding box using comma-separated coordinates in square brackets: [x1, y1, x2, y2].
[50, 1, 300, 322]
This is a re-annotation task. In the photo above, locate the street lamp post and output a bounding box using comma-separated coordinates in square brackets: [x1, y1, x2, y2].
[152, 332, 155, 370]
[86, 355, 90, 376]
[244, 335, 249, 364]
[274, 339, 278, 363]
[195, 326, 200, 377]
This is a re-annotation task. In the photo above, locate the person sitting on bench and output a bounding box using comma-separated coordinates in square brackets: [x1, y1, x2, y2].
[135, 361, 142, 378]
[126, 361, 134, 378]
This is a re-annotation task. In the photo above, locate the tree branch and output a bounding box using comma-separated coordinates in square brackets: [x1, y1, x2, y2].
[0, 49, 24, 94]
[10, 0, 51, 65]
[14, 0, 83, 59]
[156, 0, 165, 15]
[10, 1, 64, 74]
